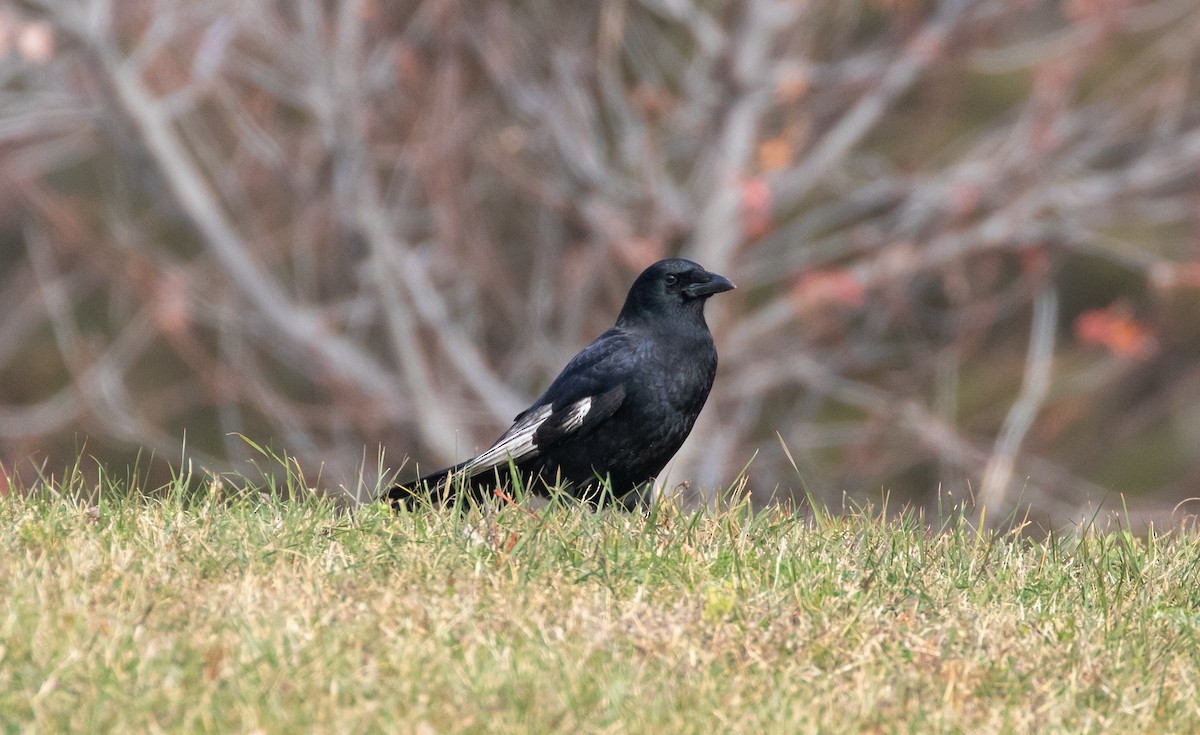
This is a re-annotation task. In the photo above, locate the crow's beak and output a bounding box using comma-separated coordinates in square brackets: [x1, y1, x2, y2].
[684, 271, 736, 299]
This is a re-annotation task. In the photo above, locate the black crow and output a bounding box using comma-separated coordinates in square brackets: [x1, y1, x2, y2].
[388, 258, 735, 509]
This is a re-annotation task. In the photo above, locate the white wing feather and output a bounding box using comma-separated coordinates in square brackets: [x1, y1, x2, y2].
[463, 397, 592, 476]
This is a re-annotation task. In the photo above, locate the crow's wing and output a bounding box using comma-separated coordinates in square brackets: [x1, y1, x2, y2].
[460, 385, 625, 477]
[458, 328, 637, 479]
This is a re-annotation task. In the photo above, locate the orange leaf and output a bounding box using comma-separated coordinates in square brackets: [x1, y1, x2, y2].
[793, 269, 866, 311]
[613, 236, 664, 271]
[1073, 304, 1154, 358]
[757, 136, 793, 173]
[740, 178, 773, 241]
[1020, 246, 1051, 278]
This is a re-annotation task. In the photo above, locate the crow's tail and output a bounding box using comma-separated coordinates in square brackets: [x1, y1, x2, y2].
[385, 461, 472, 509]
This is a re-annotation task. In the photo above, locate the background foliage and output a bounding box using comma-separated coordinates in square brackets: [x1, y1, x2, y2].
[3, 0, 1200, 527]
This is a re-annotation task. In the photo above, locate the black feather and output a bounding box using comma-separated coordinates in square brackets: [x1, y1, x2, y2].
[387, 258, 735, 509]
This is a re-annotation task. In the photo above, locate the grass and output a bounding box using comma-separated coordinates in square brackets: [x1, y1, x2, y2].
[1, 464, 1199, 734]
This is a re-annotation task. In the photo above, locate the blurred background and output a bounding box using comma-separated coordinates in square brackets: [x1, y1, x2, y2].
[2, 0, 1200, 528]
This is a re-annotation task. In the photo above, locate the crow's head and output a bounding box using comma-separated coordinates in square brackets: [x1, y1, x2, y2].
[617, 259, 735, 327]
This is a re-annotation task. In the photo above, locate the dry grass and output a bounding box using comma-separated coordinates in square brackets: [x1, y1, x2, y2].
[1, 469, 1199, 733]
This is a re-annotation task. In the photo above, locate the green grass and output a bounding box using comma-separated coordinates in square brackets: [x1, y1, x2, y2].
[1, 468, 1199, 734]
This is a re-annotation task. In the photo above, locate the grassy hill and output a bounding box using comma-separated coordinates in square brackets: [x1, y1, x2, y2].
[2, 470, 1198, 733]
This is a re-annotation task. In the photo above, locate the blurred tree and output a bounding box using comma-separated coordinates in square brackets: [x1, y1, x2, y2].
[2, 0, 1200, 527]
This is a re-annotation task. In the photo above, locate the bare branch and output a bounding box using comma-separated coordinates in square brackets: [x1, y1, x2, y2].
[978, 287, 1059, 516]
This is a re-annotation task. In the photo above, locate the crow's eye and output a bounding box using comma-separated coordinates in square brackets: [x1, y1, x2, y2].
[664, 274, 678, 287]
